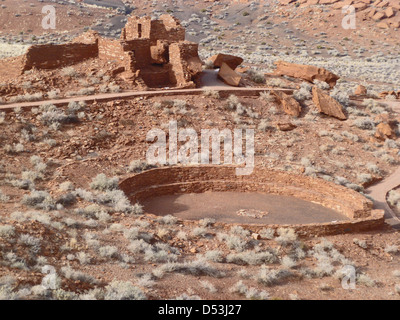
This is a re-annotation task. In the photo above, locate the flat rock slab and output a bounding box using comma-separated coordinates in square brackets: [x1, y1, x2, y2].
[312, 86, 347, 120]
[218, 62, 242, 87]
[274, 60, 339, 88]
[209, 53, 244, 70]
[272, 90, 302, 117]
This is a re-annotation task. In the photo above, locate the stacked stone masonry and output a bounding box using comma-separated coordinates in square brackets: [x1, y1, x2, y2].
[119, 166, 385, 237]
[19, 15, 202, 89]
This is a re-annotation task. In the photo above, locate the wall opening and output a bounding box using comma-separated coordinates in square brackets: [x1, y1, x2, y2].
[138, 24, 142, 38]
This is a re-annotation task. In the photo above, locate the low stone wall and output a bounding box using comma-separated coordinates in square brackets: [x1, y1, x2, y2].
[119, 165, 385, 236]
[21, 42, 98, 72]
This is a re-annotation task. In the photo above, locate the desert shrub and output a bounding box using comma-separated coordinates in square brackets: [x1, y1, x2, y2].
[21, 190, 56, 211]
[19, 234, 41, 253]
[229, 280, 269, 300]
[0, 112, 5, 124]
[128, 240, 152, 254]
[259, 228, 275, 240]
[0, 225, 15, 239]
[104, 280, 146, 300]
[357, 173, 372, 185]
[128, 160, 154, 173]
[352, 118, 375, 130]
[90, 174, 119, 191]
[366, 163, 380, 174]
[388, 190, 400, 210]
[275, 228, 297, 246]
[204, 250, 224, 263]
[313, 79, 330, 90]
[62, 67, 78, 77]
[357, 273, 377, 287]
[203, 89, 220, 99]
[384, 245, 399, 254]
[226, 95, 241, 111]
[199, 218, 216, 227]
[144, 244, 178, 263]
[98, 246, 120, 260]
[37, 104, 78, 127]
[226, 250, 278, 265]
[218, 233, 249, 252]
[230, 226, 251, 237]
[153, 259, 225, 279]
[61, 267, 97, 284]
[330, 87, 349, 106]
[247, 69, 265, 83]
[157, 214, 178, 225]
[192, 227, 209, 238]
[0, 190, 9, 202]
[259, 91, 275, 102]
[293, 82, 312, 101]
[257, 266, 294, 286]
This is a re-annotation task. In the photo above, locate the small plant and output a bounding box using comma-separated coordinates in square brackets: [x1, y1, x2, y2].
[104, 280, 146, 300]
[90, 174, 119, 191]
[157, 214, 178, 225]
[257, 266, 294, 286]
[229, 280, 269, 300]
[275, 228, 297, 246]
[0, 189, 10, 202]
[128, 160, 154, 173]
[203, 89, 220, 99]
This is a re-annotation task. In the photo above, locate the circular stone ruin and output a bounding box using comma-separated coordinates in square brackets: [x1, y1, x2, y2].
[119, 166, 385, 236]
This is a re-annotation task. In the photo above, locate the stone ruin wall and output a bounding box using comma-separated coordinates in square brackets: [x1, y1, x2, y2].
[119, 166, 385, 237]
[17, 15, 201, 88]
[121, 14, 185, 45]
[169, 41, 202, 87]
[21, 42, 98, 72]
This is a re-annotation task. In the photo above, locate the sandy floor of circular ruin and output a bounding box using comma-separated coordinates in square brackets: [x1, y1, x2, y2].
[143, 191, 348, 225]
[120, 166, 385, 236]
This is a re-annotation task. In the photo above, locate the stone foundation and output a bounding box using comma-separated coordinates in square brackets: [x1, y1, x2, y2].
[119, 165, 385, 237]
[17, 15, 202, 89]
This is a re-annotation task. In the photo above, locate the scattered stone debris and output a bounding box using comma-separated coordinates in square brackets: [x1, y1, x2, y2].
[312, 86, 347, 120]
[272, 90, 302, 117]
[273, 61, 339, 88]
[236, 209, 269, 219]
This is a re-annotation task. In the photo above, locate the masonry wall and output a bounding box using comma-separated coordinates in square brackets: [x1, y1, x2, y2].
[120, 166, 374, 219]
[98, 38, 127, 66]
[21, 42, 98, 71]
[121, 16, 152, 40]
[169, 41, 203, 87]
[149, 15, 186, 44]
[119, 166, 385, 237]
[123, 39, 152, 69]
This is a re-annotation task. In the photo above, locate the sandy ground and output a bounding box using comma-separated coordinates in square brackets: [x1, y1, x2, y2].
[143, 191, 347, 225]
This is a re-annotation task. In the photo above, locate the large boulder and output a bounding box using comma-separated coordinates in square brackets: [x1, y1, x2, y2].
[312, 87, 347, 120]
[272, 90, 302, 117]
[209, 54, 244, 70]
[273, 61, 339, 88]
[218, 62, 242, 86]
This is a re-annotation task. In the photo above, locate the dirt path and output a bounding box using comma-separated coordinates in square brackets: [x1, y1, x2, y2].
[0, 86, 289, 112]
[365, 99, 400, 228]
